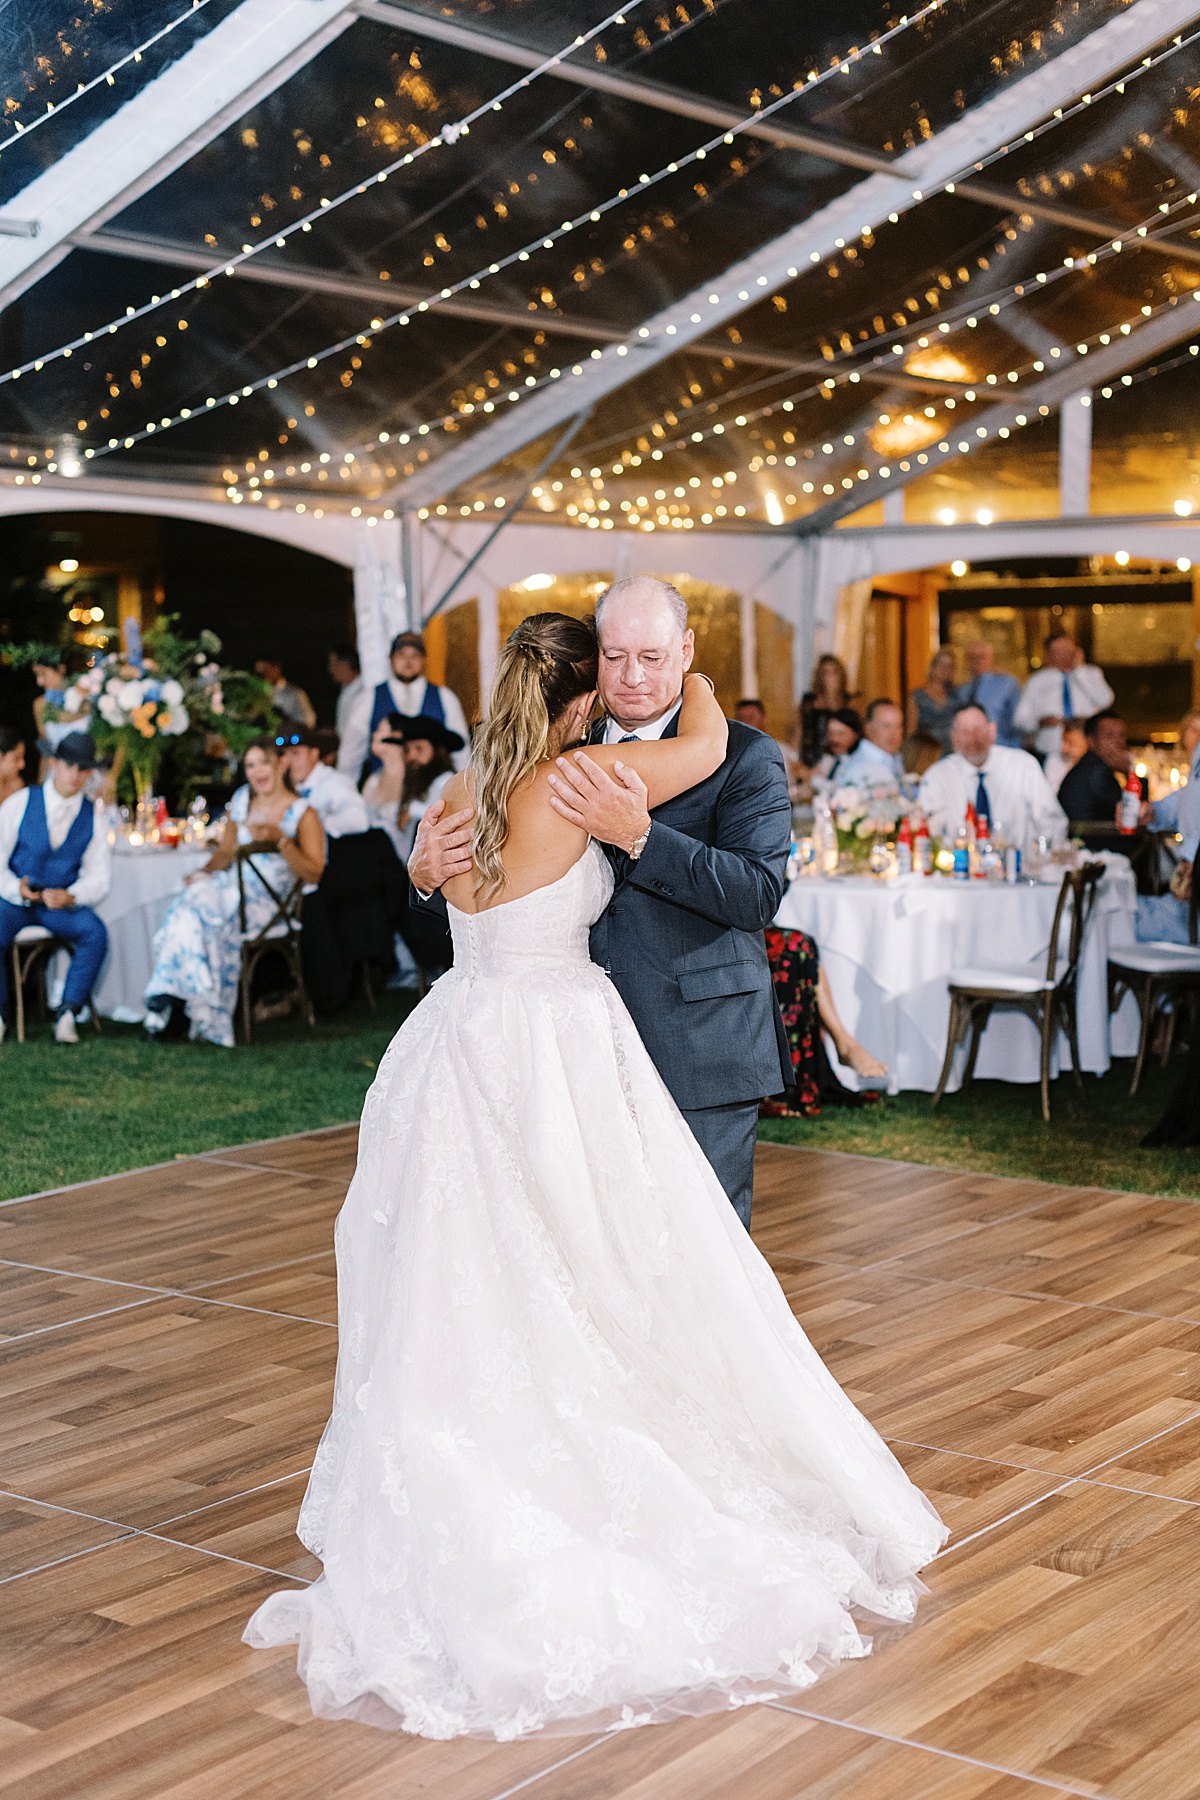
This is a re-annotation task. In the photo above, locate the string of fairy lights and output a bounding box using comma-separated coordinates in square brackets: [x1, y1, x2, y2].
[0, 0, 215, 158]
[5, 0, 1200, 533]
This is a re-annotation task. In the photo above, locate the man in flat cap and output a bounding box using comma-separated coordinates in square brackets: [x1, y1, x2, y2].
[0, 731, 112, 1042]
[337, 631, 469, 782]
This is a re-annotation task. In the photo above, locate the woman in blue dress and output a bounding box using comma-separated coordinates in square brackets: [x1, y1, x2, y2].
[144, 736, 326, 1045]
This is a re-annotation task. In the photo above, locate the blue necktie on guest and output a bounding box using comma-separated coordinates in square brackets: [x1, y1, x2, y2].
[974, 771, 991, 830]
[1061, 674, 1074, 719]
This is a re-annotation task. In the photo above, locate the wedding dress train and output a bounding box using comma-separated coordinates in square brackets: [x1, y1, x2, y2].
[244, 841, 946, 1738]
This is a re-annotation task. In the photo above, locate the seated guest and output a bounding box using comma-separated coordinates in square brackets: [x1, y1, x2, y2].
[0, 731, 112, 1044]
[1043, 719, 1087, 795]
[361, 714, 410, 863]
[918, 703, 1067, 843]
[816, 708, 865, 783]
[837, 699, 904, 784]
[0, 725, 27, 806]
[1135, 714, 1200, 945]
[736, 697, 802, 796]
[143, 738, 325, 1046]
[279, 727, 370, 837]
[1014, 632, 1113, 760]
[761, 927, 888, 1117]
[906, 647, 959, 755]
[1057, 710, 1129, 830]
[361, 714, 459, 986]
[956, 639, 1023, 748]
[387, 714, 463, 862]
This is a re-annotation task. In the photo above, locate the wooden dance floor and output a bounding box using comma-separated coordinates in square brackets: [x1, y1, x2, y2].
[4, 1133, 1200, 1799]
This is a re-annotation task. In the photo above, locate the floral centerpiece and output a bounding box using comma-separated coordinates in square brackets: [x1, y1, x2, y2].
[16, 618, 277, 806]
[825, 777, 907, 871]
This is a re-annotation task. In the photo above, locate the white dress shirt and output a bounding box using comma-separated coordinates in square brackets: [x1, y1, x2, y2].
[1014, 664, 1115, 757]
[334, 673, 365, 750]
[339, 675, 471, 777]
[834, 737, 903, 786]
[294, 761, 370, 838]
[0, 779, 113, 908]
[602, 698, 682, 744]
[918, 747, 1068, 844]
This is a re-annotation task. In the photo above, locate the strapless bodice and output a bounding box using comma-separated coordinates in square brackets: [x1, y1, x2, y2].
[446, 839, 613, 978]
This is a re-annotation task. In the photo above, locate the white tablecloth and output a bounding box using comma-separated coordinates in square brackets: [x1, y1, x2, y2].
[775, 855, 1140, 1092]
[84, 846, 210, 1022]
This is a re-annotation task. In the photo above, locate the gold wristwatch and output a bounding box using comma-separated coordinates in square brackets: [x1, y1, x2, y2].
[627, 825, 651, 862]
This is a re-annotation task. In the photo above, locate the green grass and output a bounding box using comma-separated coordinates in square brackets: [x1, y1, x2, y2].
[1, 992, 1196, 1203]
[758, 1060, 1200, 1200]
[0, 991, 417, 1201]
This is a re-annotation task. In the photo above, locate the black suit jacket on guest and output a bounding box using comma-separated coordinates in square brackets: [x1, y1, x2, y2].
[588, 715, 793, 1111]
[1058, 749, 1123, 825]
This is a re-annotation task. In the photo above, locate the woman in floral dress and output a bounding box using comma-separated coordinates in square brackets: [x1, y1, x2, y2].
[143, 737, 325, 1045]
[762, 929, 888, 1117]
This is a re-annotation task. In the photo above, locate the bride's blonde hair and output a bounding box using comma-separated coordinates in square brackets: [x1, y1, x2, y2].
[472, 611, 598, 898]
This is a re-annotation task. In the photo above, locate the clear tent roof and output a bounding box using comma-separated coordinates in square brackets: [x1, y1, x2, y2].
[2, 0, 1199, 533]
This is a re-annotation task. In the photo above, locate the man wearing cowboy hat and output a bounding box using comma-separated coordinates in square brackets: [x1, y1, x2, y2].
[0, 731, 112, 1043]
[337, 631, 470, 782]
[278, 726, 370, 839]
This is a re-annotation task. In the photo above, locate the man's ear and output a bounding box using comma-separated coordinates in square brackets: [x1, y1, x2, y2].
[681, 628, 696, 672]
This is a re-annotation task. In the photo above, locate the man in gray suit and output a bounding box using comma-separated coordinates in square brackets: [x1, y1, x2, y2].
[409, 576, 792, 1228]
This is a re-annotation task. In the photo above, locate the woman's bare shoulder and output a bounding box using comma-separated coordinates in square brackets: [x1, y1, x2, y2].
[442, 769, 473, 812]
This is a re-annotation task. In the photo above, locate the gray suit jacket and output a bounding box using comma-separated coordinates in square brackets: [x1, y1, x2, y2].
[589, 715, 793, 1110]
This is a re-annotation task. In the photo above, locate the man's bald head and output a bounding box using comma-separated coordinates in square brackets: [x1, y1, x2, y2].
[594, 575, 694, 729]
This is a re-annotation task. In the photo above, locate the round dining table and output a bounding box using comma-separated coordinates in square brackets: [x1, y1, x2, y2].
[774, 854, 1141, 1093]
[90, 842, 211, 1022]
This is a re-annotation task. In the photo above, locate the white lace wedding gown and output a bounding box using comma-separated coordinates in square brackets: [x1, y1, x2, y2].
[244, 841, 946, 1739]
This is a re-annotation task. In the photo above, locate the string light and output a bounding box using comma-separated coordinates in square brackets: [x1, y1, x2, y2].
[0, 0, 215, 157]
[0, 0, 654, 390]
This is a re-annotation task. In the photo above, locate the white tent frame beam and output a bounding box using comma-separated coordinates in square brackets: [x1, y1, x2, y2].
[387, 0, 1200, 510]
[357, 0, 1200, 267]
[794, 294, 1200, 534]
[0, 0, 357, 312]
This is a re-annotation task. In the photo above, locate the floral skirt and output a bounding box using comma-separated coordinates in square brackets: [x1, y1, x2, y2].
[764, 926, 822, 1116]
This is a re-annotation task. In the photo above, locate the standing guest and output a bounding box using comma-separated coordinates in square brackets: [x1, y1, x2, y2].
[339, 631, 470, 779]
[956, 639, 1023, 747]
[817, 708, 864, 783]
[906, 647, 959, 755]
[0, 725, 27, 806]
[314, 728, 340, 768]
[798, 654, 851, 767]
[1057, 710, 1129, 828]
[1043, 719, 1088, 795]
[278, 727, 370, 838]
[1014, 632, 1114, 760]
[31, 654, 76, 761]
[254, 656, 317, 729]
[328, 645, 364, 749]
[0, 731, 112, 1044]
[837, 699, 905, 784]
[143, 738, 325, 1046]
[918, 703, 1066, 843]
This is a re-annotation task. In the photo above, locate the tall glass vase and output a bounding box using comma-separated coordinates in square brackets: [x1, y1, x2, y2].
[133, 762, 156, 842]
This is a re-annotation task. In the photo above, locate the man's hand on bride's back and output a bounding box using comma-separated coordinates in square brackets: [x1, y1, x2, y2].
[409, 798, 475, 894]
[547, 755, 651, 853]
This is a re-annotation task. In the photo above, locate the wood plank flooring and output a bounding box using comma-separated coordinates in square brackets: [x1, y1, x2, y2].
[2, 1128, 1199, 1797]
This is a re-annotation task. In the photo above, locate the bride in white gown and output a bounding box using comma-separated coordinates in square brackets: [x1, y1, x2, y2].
[244, 612, 946, 1740]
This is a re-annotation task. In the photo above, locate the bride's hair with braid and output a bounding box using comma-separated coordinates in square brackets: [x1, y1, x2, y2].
[471, 611, 598, 898]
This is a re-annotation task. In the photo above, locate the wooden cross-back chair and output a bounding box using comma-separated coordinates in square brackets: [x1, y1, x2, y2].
[933, 862, 1106, 1123]
[235, 845, 315, 1045]
[10, 925, 102, 1042]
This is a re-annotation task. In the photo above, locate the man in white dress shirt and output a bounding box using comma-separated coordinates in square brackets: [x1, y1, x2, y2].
[279, 729, 370, 838]
[837, 700, 905, 784]
[1014, 634, 1114, 759]
[328, 646, 365, 752]
[919, 704, 1067, 844]
[1136, 738, 1200, 943]
[0, 732, 112, 1043]
[338, 632, 470, 780]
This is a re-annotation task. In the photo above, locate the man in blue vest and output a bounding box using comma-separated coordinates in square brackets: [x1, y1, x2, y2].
[336, 631, 470, 781]
[0, 731, 112, 1043]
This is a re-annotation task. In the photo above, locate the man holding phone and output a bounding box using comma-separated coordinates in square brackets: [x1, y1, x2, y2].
[0, 731, 112, 1042]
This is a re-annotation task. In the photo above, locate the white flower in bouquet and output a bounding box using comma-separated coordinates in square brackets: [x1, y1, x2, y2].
[112, 678, 146, 713]
[161, 704, 190, 736]
[159, 678, 184, 707]
[97, 692, 124, 727]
